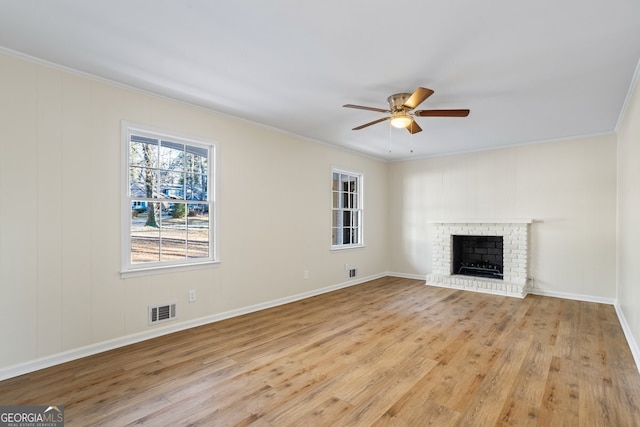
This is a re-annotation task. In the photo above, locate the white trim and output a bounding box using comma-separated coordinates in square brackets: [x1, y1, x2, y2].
[526, 288, 615, 305]
[386, 272, 427, 281]
[613, 57, 640, 374]
[386, 270, 621, 308]
[0, 272, 385, 381]
[120, 260, 221, 279]
[387, 271, 619, 305]
[615, 57, 640, 132]
[388, 131, 616, 163]
[383, 273, 624, 311]
[614, 303, 640, 373]
[427, 219, 534, 224]
[329, 244, 365, 252]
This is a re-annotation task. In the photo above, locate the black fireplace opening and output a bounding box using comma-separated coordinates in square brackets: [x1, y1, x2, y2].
[452, 235, 503, 280]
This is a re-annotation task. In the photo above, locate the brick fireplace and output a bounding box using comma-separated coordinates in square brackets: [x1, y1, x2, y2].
[426, 220, 532, 298]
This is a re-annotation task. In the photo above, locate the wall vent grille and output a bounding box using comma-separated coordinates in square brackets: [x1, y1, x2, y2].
[149, 303, 177, 325]
[348, 268, 357, 278]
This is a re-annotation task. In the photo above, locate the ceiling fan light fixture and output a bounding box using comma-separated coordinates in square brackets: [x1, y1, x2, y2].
[390, 113, 413, 129]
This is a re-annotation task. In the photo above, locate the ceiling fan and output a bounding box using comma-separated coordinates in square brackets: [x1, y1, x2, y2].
[343, 87, 470, 134]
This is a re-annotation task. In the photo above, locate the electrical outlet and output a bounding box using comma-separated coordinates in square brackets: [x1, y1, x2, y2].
[303, 270, 309, 279]
[188, 289, 197, 303]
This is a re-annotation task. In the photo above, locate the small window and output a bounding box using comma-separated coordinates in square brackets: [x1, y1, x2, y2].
[122, 124, 216, 274]
[331, 169, 363, 249]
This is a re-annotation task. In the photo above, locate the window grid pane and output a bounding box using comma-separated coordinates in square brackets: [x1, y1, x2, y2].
[159, 142, 185, 171]
[160, 206, 187, 261]
[331, 169, 362, 247]
[131, 200, 160, 263]
[187, 203, 209, 258]
[127, 130, 214, 269]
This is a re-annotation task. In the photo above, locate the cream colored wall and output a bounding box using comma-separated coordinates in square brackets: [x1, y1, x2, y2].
[0, 47, 629, 375]
[388, 134, 618, 299]
[0, 52, 388, 370]
[617, 65, 640, 360]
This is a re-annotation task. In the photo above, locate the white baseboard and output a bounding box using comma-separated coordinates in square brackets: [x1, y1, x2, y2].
[389, 273, 616, 304]
[386, 271, 427, 281]
[526, 288, 616, 305]
[614, 304, 640, 373]
[0, 272, 385, 382]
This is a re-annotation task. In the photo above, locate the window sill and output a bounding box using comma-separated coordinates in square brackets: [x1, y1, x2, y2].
[120, 260, 221, 279]
[330, 244, 365, 252]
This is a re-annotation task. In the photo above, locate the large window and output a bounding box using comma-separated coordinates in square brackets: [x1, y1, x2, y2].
[122, 124, 216, 274]
[331, 169, 363, 249]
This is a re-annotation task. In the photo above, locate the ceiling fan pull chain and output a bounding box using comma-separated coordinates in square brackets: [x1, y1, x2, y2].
[410, 130, 414, 154]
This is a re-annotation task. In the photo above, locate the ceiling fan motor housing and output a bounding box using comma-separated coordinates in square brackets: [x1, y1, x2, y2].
[387, 93, 413, 112]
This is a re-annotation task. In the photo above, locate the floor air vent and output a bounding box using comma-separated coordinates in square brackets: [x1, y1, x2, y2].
[149, 303, 177, 325]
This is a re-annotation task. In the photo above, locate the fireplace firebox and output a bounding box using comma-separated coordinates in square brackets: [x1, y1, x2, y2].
[452, 235, 503, 279]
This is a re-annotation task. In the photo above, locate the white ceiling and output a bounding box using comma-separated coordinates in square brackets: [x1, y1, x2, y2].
[1, 1, 639, 161]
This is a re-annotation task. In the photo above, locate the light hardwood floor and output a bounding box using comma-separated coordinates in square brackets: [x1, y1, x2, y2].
[1, 277, 639, 426]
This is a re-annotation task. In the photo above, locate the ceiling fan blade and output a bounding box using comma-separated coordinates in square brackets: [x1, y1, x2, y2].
[352, 117, 390, 130]
[343, 104, 390, 113]
[414, 109, 470, 117]
[403, 87, 435, 110]
[407, 121, 422, 134]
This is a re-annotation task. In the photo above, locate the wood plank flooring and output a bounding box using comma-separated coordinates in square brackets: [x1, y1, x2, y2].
[1, 277, 639, 426]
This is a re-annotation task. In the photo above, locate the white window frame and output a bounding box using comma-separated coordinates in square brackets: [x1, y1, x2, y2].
[121, 122, 218, 277]
[331, 168, 364, 250]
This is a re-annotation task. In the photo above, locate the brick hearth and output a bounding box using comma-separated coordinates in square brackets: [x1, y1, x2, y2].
[426, 220, 532, 298]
